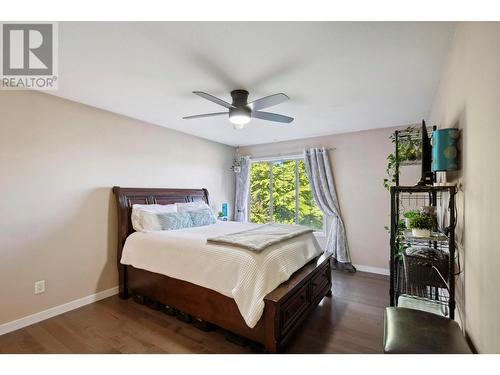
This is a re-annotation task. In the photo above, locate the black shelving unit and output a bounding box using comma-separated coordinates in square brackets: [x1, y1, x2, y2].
[393, 125, 435, 185]
[389, 185, 457, 319]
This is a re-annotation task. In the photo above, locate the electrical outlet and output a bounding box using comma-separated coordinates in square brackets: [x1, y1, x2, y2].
[34, 280, 45, 294]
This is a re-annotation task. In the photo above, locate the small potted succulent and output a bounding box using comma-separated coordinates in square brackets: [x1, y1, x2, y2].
[408, 213, 435, 237]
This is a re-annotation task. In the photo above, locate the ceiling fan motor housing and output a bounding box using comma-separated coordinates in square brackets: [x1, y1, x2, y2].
[230, 89, 250, 107]
[229, 90, 251, 124]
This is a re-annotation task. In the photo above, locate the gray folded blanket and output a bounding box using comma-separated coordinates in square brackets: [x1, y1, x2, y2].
[206, 223, 313, 252]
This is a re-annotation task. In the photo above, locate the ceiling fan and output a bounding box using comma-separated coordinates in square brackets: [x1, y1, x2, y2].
[183, 89, 294, 129]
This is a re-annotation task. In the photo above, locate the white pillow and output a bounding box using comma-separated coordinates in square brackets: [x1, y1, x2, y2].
[131, 204, 177, 232]
[176, 201, 211, 212]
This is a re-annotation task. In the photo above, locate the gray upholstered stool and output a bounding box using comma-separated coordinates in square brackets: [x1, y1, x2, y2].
[384, 307, 472, 354]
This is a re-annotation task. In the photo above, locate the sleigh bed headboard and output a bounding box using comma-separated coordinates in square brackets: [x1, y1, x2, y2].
[112, 186, 209, 297]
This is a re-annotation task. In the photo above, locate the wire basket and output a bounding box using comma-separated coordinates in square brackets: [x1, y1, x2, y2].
[403, 246, 449, 288]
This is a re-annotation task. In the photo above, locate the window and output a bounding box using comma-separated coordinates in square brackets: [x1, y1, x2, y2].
[249, 157, 324, 231]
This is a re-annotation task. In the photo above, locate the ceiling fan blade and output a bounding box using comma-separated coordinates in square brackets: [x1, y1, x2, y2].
[183, 112, 227, 120]
[193, 91, 235, 109]
[248, 93, 289, 111]
[252, 111, 294, 124]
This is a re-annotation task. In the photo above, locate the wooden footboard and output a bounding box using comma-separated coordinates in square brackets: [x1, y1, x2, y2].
[263, 253, 332, 352]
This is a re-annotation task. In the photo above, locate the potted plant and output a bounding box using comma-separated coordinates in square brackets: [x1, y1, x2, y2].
[383, 126, 423, 191]
[408, 213, 434, 237]
[217, 211, 224, 220]
[403, 210, 420, 228]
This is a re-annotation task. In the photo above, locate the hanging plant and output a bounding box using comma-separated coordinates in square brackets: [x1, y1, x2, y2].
[231, 147, 242, 173]
[230, 158, 241, 173]
[383, 153, 399, 191]
[384, 219, 409, 260]
[383, 126, 423, 191]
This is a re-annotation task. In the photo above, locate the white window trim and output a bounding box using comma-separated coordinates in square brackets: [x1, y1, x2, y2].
[247, 155, 326, 235]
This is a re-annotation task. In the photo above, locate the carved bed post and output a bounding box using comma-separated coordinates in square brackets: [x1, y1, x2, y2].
[113, 186, 130, 299]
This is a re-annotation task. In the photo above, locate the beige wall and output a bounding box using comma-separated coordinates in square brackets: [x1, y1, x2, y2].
[240, 126, 420, 273]
[0, 91, 235, 325]
[428, 22, 500, 353]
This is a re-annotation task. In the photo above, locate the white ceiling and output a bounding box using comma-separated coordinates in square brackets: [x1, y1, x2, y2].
[51, 22, 454, 146]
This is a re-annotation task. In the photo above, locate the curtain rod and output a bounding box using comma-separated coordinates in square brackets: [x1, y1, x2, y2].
[247, 148, 336, 161]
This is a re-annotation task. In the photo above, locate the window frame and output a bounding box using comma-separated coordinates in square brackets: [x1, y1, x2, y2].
[247, 154, 326, 235]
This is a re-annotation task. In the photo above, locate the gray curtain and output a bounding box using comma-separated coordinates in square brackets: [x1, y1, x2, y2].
[304, 148, 355, 272]
[234, 156, 251, 222]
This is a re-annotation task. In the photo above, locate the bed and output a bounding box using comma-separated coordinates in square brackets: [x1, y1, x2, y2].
[113, 186, 332, 353]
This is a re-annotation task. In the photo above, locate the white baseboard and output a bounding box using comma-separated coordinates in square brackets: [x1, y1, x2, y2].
[354, 264, 390, 276]
[0, 286, 119, 336]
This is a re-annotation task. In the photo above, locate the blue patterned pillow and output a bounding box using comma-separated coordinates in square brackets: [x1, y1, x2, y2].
[189, 208, 216, 227]
[156, 212, 193, 230]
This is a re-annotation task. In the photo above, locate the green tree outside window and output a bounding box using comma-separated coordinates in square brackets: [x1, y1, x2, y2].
[249, 159, 323, 230]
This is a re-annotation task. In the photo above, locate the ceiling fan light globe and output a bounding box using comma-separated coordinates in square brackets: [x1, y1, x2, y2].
[229, 107, 251, 128]
[230, 114, 250, 125]
[232, 121, 246, 130]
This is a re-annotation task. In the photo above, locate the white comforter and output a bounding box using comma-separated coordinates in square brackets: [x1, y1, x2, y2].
[120, 221, 323, 328]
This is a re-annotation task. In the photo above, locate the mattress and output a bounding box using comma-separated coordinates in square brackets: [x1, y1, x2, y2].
[120, 221, 323, 328]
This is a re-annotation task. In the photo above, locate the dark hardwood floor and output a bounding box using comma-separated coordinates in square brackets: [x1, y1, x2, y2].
[0, 270, 389, 354]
